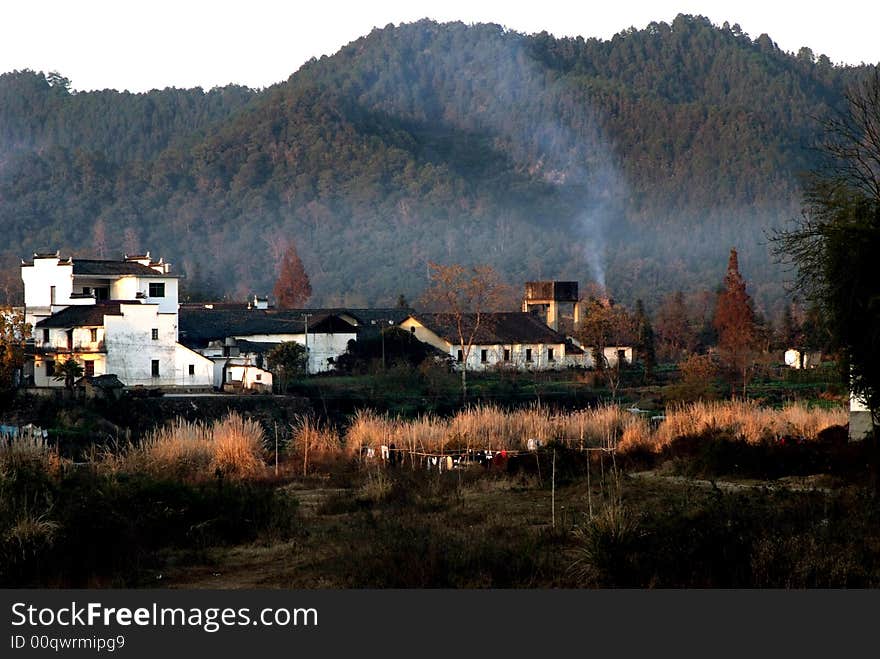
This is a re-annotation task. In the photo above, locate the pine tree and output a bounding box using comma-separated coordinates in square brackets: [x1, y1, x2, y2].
[273, 242, 312, 309]
[713, 248, 758, 396]
[634, 299, 656, 382]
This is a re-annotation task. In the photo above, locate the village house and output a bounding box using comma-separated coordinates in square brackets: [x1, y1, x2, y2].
[400, 312, 572, 371]
[784, 348, 823, 369]
[177, 304, 414, 388]
[21, 251, 213, 389]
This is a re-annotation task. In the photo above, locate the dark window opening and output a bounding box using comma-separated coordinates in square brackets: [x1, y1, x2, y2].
[45, 360, 55, 377]
[617, 349, 626, 365]
[151, 359, 160, 377]
[82, 287, 91, 295]
[255, 374, 262, 381]
[548, 348, 555, 362]
[457, 349, 463, 363]
[410, 326, 416, 333]
[151, 328, 159, 340]
[84, 361, 95, 377]
[42, 329, 49, 343]
[188, 364, 195, 376]
[149, 282, 165, 298]
[480, 349, 488, 363]
[525, 348, 533, 362]
[95, 287, 110, 301]
[90, 328, 98, 343]
[503, 348, 510, 361]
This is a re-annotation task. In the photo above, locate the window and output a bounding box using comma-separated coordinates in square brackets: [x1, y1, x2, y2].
[617, 349, 627, 365]
[188, 364, 195, 376]
[45, 360, 55, 377]
[410, 326, 416, 333]
[95, 287, 109, 301]
[503, 348, 510, 362]
[255, 374, 262, 381]
[480, 349, 488, 363]
[42, 329, 49, 343]
[151, 359, 160, 377]
[50, 285, 56, 305]
[525, 348, 533, 362]
[548, 348, 555, 362]
[457, 349, 463, 363]
[82, 287, 91, 295]
[151, 328, 159, 340]
[148, 282, 165, 298]
[90, 328, 98, 343]
[84, 360, 94, 377]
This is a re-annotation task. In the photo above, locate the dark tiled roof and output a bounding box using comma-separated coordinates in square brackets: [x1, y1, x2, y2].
[178, 308, 357, 348]
[71, 259, 174, 277]
[334, 308, 414, 326]
[35, 302, 124, 328]
[235, 340, 282, 354]
[412, 312, 567, 345]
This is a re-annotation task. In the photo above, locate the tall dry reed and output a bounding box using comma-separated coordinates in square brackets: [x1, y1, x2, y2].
[344, 404, 649, 453]
[126, 412, 265, 480]
[342, 402, 846, 455]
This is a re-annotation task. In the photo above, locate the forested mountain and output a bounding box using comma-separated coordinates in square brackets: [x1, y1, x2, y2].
[0, 15, 873, 317]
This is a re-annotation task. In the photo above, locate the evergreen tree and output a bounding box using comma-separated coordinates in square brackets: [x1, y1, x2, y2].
[634, 299, 656, 382]
[273, 242, 312, 309]
[713, 248, 759, 397]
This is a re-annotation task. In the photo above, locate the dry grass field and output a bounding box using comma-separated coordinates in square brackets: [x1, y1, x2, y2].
[3, 403, 876, 588]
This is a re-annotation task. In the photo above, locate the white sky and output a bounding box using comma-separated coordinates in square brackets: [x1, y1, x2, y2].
[2, 1, 878, 93]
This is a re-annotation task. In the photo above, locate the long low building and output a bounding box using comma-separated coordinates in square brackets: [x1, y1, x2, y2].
[178, 305, 413, 388]
[400, 312, 572, 371]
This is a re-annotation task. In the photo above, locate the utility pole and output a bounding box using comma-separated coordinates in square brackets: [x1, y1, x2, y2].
[303, 313, 313, 376]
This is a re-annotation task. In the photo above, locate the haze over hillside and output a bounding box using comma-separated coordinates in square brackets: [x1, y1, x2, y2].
[0, 15, 874, 317]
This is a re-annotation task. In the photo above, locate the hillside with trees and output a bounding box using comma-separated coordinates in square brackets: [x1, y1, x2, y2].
[0, 15, 874, 318]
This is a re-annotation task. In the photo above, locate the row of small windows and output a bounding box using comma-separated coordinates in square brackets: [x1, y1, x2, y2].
[43, 328, 158, 341]
[60, 283, 165, 299]
[457, 347, 555, 363]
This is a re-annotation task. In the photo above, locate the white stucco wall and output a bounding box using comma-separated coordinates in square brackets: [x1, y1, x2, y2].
[581, 346, 634, 369]
[784, 349, 822, 369]
[233, 332, 355, 373]
[21, 257, 75, 328]
[173, 343, 214, 388]
[32, 354, 107, 387]
[453, 342, 567, 371]
[102, 305, 178, 386]
[110, 277, 178, 313]
[226, 364, 273, 390]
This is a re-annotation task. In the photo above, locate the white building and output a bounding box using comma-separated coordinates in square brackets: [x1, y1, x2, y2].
[784, 348, 823, 369]
[178, 306, 360, 387]
[22, 251, 213, 389]
[400, 312, 570, 371]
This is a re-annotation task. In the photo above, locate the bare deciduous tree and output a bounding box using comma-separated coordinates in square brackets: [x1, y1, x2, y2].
[420, 262, 510, 400]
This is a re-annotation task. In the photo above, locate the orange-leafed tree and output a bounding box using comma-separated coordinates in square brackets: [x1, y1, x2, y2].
[713, 248, 759, 397]
[273, 242, 312, 309]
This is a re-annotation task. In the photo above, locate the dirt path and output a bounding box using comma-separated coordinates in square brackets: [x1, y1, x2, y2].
[628, 471, 833, 494]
